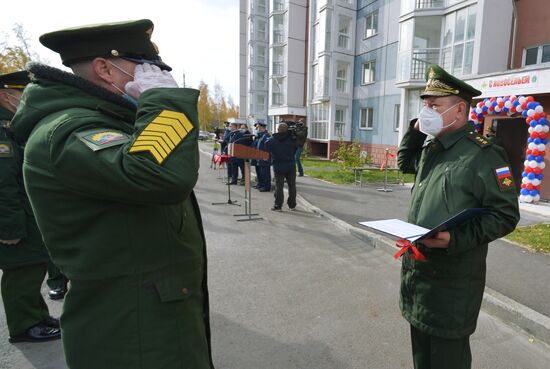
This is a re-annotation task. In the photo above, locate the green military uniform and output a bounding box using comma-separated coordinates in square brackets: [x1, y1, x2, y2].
[397, 65, 520, 369]
[12, 20, 214, 368]
[0, 72, 54, 339]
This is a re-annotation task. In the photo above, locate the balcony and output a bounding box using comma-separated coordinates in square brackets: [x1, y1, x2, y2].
[273, 0, 286, 12]
[272, 61, 284, 76]
[416, 0, 445, 9]
[397, 48, 440, 83]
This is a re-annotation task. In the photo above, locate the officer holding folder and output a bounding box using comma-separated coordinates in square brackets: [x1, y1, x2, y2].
[397, 65, 520, 369]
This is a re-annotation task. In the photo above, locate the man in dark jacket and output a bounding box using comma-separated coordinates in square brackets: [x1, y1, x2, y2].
[12, 20, 215, 369]
[267, 123, 297, 211]
[397, 65, 520, 369]
[0, 71, 61, 343]
[252, 120, 271, 192]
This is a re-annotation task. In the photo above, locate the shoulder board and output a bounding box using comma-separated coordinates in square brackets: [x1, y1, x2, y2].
[75, 129, 131, 152]
[0, 141, 14, 158]
[466, 131, 491, 148]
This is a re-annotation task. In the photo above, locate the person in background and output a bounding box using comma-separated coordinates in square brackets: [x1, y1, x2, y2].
[0, 71, 61, 343]
[252, 120, 271, 192]
[267, 123, 297, 211]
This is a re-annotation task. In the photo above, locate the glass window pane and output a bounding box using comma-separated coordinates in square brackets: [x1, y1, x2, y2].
[454, 9, 467, 42]
[466, 6, 477, 40]
[441, 47, 452, 71]
[399, 19, 413, 51]
[414, 16, 442, 49]
[453, 44, 464, 75]
[542, 45, 550, 63]
[525, 47, 538, 65]
[463, 42, 474, 75]
[443, 13, 455, 47]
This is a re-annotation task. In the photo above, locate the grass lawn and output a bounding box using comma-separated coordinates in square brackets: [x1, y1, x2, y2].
[505, 224, 550, 253]
[302, 158, 340, 169]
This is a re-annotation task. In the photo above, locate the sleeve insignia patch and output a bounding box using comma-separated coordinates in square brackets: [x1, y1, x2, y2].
[494, 166, 515, 191]
[76, 129, 131, 151]
[0, 142, 14, 157]
[128, 110, 194, 164]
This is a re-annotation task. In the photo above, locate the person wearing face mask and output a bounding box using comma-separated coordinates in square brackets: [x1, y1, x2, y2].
[0, 71, 62, 343]
[397, 65, 520, 369]
[11, 20, 215, 369]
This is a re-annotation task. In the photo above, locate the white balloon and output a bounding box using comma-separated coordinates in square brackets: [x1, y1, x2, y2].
[538, 144, 546, 151]
[544, 126, 550, 133]
[529, 127, 535, 134]
[522, 177, 530, 184]
[525, 195, 534, 202]
[528, 143, 537, 150]
[505, 101, 512, 108]
[519, 195, 526, 202]
[535, 125, 544, 132]
[485, 100, 492, 107]
[529, 161, 538, 168]
[524, 159, 530, 167]
[495, 106, 501, 113]
[497, 97, 503, 103]
[475, 107, 482, 114]
[534, 194, 541, 202]
[539, 162, 546, 169]
[533, 179, 541, 186]
[528, 109, 536, 117]
[517, 106, 523, 113]
[535, 105, 544, 113]
[519, 97, 527, 104]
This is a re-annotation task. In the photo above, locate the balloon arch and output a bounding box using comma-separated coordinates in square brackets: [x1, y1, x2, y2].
[469, 95, 549, 203]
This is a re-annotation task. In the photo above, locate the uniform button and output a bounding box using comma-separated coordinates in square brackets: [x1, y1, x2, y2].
[181, 288, 189, 295]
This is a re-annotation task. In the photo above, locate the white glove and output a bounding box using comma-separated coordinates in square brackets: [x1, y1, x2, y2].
[0, 239, 21, 245]
[125, 63, 178, 99]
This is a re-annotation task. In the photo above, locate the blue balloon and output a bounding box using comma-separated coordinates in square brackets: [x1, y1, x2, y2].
[534, 138, 542, 144]
[503, 108, 509, 113]
[540, 174, 545, 180]
[536, 156, 544, 163]
[477, 114, 484, 120]
[528, 173, 536, 180]
[522, 171, 528, 177]
[528, 138, 534, 143]
[540, 118, 548, 126]
[522, 110, 529, 117]
[521, 188, 529, 196]
[514, 100, 520, 106]
[527, 102, 536, 110]
[482, 106, 488, 112]
[543, 139, 548, 145]
[530, 190, 539, 196]
[531, 121, 538, 127]
[528, 155, 535, 161]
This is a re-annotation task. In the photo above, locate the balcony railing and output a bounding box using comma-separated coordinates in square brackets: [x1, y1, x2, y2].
[272, 61, 284, 76]
[273, 1, 286, 12]
[273, 31, 285, 44]
[272, 92, 284, 106]
[398, 48, 440, 82]
[416, 0, 445, 9]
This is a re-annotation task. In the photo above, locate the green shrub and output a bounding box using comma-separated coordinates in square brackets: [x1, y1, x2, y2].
[332, 138, 371, 171]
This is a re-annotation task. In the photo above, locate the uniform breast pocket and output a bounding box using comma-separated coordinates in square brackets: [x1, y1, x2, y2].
[442, 165, 473, 212]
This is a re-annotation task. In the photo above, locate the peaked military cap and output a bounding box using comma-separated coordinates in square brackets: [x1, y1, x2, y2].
[421, 64, 481, 103]
[255, 120, 267, 127]
[39, 19, 172, 71]
[0, 71, 30, 90]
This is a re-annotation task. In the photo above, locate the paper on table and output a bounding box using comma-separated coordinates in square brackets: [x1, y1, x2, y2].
[357, 219, 430, 241]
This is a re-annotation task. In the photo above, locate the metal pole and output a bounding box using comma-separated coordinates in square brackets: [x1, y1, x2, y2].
[377, 148, 393, 193]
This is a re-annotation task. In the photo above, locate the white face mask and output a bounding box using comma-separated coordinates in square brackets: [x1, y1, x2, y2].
[418, 102, 460, 137]
[5, 92, 21, 112]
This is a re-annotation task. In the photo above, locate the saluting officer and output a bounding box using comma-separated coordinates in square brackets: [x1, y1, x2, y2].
[397, 65, 520, 369]
[252, 120, 271, 192]
[12, 20, 215, 369]
[0, 71, 61, 343]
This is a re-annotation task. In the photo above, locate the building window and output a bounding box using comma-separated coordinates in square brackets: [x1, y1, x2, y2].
[364, 10, 378, 38]
[362, 60, 375, 84]
[255, 70, 266, 89]
[442, 5, 476, 76]
[272, 14, 285, 44]
[272, 46, 284, 75]
[524, 44, 550, 66]
[394, 104, 401, 131]
[335, 105, 346, 137]
[271, 77, 285, 106]
[256, 94, 265, 112]
[257, 45, 266, 65]
[337, 16, 351, 49]
[258, 19, 266, 41]
[258, 0, 267, 14]
[360, 108, 374, 130]
[336, 62, 348, 93]
[311, 102, 329, 139]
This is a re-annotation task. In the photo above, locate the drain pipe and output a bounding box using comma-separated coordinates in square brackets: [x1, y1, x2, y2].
[510, 0, 518, 69]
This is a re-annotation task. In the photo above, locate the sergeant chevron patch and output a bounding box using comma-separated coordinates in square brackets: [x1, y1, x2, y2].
[129, 110, 194, 164]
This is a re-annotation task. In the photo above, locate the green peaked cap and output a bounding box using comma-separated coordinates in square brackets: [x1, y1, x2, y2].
[420, 64, 481, 103]
[39, 19, 171, 71]
[0, 71, 30, 90]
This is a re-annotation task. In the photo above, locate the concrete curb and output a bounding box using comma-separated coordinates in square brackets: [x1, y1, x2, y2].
[296, 192, 550, 347]
[199, 146, 550, 346]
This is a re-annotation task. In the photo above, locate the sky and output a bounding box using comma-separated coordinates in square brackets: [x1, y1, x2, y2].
[1, 0, 240, 103]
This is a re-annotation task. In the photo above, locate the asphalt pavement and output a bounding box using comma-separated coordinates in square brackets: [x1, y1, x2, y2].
[1, 148, 550, 368]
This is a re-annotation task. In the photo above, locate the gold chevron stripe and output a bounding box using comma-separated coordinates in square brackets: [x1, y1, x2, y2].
[129, 110, 193, 164]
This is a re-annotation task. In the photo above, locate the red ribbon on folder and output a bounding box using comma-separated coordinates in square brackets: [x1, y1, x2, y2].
[394, 239, 426, 261]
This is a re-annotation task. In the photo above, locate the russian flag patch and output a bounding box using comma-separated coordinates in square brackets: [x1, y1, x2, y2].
[494, 166, 515, 191]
